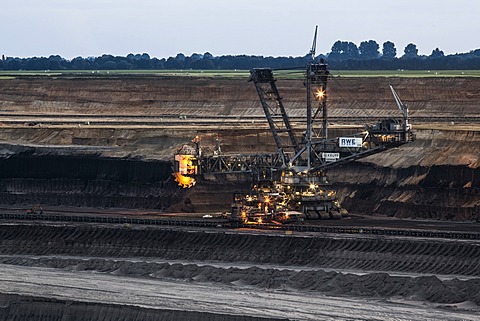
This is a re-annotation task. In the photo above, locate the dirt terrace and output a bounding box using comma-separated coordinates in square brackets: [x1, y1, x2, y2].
[1, 75, 480, 118]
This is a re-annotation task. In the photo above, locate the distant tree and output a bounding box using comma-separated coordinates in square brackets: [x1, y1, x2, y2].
[382, 41, 397, 58]
[329, 40, 346, 59]
[4, 48, 480, 72]
[48, 55, 63, 62]
[127, 53, 150, 60]
[184, 53, 203, 69]
[124, 53, 152, 68]
[165, 55, 185, 69]
[344, 42, 360, 59]
[190, 53, 202, 61]
[329, 40, 359, 59]
[203, 52, 214, 60]
[164, 53, 187, 69]
[359, 40, 380, 59]
[47, 55, 66, 70]
[136, 57, 152, 69]
[403, 43, 419, 57]
[4, 58, 22, 70]
[189, 58, 214, 69]
[99, 61, 117, 70]
[151, 57, 165, 69]
[95, 54, 115, 68]
[430, 48, 444, 58]
[116, 60, 133, 70]
[26, 57, 49, 70]
[71, 56, 92, 69]
[175, 53, 186, 61]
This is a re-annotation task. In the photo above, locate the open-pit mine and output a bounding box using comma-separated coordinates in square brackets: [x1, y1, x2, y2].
[0, 69, 479, 321]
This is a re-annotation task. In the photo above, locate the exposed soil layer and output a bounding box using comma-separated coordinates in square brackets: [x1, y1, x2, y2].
[332, 129, 480, 221]
[1, 76, 480, 118]
[0, 153, 186, 210]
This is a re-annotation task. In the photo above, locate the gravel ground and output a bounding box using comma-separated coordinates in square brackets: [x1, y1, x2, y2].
[0, 222, 479, 320]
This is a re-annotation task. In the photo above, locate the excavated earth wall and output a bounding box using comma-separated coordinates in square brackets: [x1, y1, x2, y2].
[0, 127, 478, 219]
[0, 75, 480, 219]
[332, 129, 480, 221]
[1, 76, 480, 118]
[0, 152, 180, 210]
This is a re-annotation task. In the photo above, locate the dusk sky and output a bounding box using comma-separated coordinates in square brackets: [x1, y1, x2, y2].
[2, 0, 479, 59]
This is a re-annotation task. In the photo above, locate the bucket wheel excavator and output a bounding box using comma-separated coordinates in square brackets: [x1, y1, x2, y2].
[174, 27, 414, 223]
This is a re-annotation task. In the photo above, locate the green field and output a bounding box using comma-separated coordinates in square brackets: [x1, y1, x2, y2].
[1, 69, 480, 79]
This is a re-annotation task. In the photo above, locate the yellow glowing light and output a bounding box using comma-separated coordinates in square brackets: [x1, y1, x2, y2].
[327, 190, 336, 197]
[309, 183, 316, 190]
[258, 217, 263, 224]
[173, 154, 198, 188]
[173, 172, 196, 189]
[315, 89, 325, 100]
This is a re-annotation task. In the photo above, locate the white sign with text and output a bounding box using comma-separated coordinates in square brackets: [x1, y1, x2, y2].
[339, 137, 362, 148]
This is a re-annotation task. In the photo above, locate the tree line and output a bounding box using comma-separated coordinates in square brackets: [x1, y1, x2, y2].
[1, 40, 480, 71]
